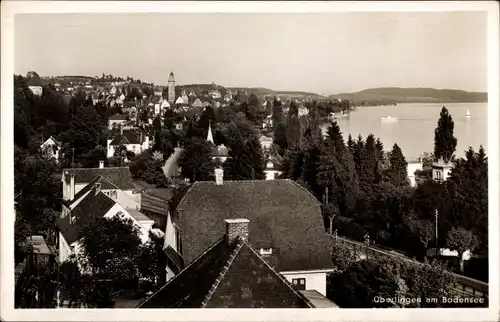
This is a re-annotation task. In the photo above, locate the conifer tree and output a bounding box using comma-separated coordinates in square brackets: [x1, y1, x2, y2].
[434, 106, 457, 163]
[386, 143, 409, 187]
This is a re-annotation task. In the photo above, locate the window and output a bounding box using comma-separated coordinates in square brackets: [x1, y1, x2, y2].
[260, 248, 273, 255]
[292, 278, 306, 290]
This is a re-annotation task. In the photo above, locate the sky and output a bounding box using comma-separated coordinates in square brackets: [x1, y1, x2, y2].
[14, 12, 488, 95]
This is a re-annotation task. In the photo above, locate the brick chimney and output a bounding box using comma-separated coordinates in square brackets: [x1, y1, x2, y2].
[215, 167, 224, 185]
[225, 219, 249, 244]
[99, 160, 104, 169]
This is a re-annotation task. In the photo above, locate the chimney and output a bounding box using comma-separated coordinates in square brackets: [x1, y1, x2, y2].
[99, 160, 104, 169]
[225, 219, 250, 244]
[70, 174, 75, 201]
[215, 167, 224, 185]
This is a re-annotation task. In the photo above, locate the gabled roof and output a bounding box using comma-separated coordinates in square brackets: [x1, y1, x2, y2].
[56, 187, 116, 245]
[109, 129, 143, 145]
[138, 237, 313, 308]
[62, 167, 134, 191]
[171, 179, 332, 272]
[41, 136, 62, 147]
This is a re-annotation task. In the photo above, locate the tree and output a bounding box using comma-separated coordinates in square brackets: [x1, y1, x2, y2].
[404, 260, 456, 307]
[404, 214, 435, 258]
[385, 143, 409, 187]
[434, 106, 457, 163]
[445, 227, 480, 272]
[328, 258, 406, 308]
[330, 240, 358, 272]
[178, 137, 216, 182]
[136, 231, 167, 292]
[273, 122, 288, 154]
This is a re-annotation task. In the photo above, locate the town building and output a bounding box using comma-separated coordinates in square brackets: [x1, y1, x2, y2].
[56, 182, 155, 266]
[264, 156, 282, 180]
[162, 173, 333, 296]
[432, 159, 453, 182]
[139, 218, 336, 308]
[40, 136, 62, 163]
[26, 77, 44, 96]
[407, 158, 423, 187]
[106, 127, 150, 158]
[206, 122, 229, 163]
[259, 134, 273, 151]
[108, 114, 129, 130]
[168, 72, 175, 105]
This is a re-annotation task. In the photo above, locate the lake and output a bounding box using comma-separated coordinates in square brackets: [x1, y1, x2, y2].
[321, 102, 488, 160]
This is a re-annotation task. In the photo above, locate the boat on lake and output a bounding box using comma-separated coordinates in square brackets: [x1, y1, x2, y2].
[381, 116, 399, 122]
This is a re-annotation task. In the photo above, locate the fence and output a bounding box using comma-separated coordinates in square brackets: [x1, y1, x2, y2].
[330, 234, 488, 299]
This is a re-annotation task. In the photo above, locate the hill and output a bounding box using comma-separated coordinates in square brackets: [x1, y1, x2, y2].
[329, 87, 487, 105]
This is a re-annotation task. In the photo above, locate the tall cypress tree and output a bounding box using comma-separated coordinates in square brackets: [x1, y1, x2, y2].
[386, 143, 409, 187]
[434, 106, 457, 163]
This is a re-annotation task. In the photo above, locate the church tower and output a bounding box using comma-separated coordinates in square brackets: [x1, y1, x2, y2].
[168, 72, 175, 105]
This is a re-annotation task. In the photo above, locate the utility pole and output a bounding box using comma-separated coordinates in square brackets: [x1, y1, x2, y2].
[435, 209, 439, 258]
[71, 148, 75, 168]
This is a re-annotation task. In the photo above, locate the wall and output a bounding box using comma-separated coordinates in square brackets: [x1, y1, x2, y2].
[407, 162, 423, 187]
[103, 203, 152, 244]
[265, 169, 282, 180]
[29, 85, 43, 96]
[281, 271, 329, 297]
[59, 232, 72, 263]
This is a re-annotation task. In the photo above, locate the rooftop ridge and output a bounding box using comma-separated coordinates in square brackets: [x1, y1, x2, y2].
[200, 238, 244, 308]
[242, 239, 314, 308]
[63, 166, 130, 171]
[136, 237, 225, 308]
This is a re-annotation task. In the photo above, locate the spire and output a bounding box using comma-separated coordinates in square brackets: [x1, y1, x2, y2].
[207, 120, 214, 144]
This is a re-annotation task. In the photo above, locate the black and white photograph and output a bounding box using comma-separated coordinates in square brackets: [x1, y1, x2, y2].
[1, 1, 499, 321]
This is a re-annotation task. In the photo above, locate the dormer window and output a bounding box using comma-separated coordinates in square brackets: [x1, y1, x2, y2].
[260, 248, 273, 255]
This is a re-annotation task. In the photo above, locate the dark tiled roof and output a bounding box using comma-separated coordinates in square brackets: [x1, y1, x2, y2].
[56, 188, 116, 244]
[139, 189, 172, 215]
[138, 237, 313, 308]
[26, 77, 44, 86]
[62, 167, 134, 191]
[173, 179, 332, 272]
[109, 129, 143, 146]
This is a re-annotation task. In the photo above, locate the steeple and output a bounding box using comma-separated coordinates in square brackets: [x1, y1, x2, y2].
[207, 121, 214, 144]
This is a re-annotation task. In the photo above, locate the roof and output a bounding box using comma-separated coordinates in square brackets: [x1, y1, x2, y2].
[126, 208, 153, 223]
[25, 236, 53, 255]
[138, 237, 313, 308]
[62, 167, 135, 191]
[299, 290, 338, 308]
[109, 129, 144, 145]
[172, 179, 332, 272]
[211, 144, 229, 157]
[26, 77, 44, 87]
[109, 114, 129, 121]
[56, 188, 116, 244]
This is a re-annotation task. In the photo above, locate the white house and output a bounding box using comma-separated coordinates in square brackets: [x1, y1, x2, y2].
[259, 135, 273, 151]
[27, 77, 44, 96]
[108, 114, 129, 130]
[432, 159, 454, 182]
[162, 175, 333, 296]
[106, 128, 150, 158]
[298, 106, 309, 117]
[40, 136, 62, 163]
[407, 158, 423, 187]
[264, 160, 282, 180]
[56, 183, 155, 267]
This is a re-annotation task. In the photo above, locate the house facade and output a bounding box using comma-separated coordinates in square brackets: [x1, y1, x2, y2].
[40, 136, 62, 163]
[106, 128, 150, 158]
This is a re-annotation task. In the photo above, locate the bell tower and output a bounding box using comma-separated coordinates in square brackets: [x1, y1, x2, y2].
[168, 72, 175, 104]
